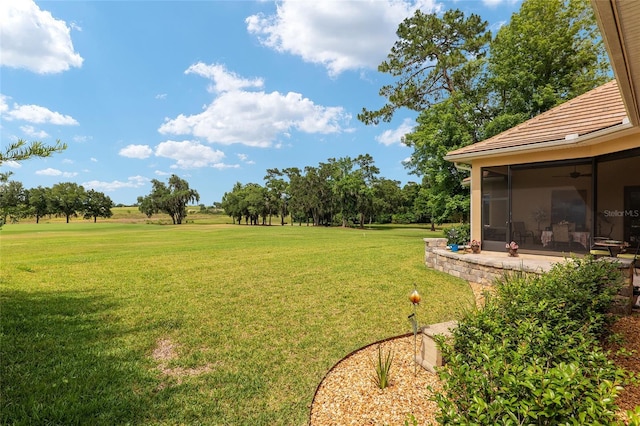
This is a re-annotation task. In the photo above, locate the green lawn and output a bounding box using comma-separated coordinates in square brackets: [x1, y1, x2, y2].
[1, 222, 474, 425]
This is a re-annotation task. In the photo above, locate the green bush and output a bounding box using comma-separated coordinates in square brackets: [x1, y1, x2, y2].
[444, 223, 470, 245]
[434, 257, 631, 424]
[391, 213, 415, 224]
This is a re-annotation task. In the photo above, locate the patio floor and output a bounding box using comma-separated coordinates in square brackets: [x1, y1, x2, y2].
[457, 249, 638, 286]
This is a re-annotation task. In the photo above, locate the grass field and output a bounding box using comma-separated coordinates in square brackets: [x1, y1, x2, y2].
[0, 218, 474, 425]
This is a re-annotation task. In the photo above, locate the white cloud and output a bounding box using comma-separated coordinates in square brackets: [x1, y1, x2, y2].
[155, 93, 167, 100]
[155, 170, 171, 176]
[119, 144, 153, 159]
[0, 95, 9, 114]
[74, 135, 91, 143]
[83, 176, 149, 192]
[375, 118, 414, 146]
[160, 66, 350, 147]
[186, 62, 264, 94]
[20, 125, 49, 139]
[3, 161, 21, 169]
[90, 157, 97, 162]
[4, 102, 78, 125]
[246, 0, 440, 77]
[212, 163, 240, 170]
[35, 168, 77, 178]
[482, 0, 519, 7]
[0, 0, 83, 74]
[237, 154, 255, 165]
[155, 140, 226, 169]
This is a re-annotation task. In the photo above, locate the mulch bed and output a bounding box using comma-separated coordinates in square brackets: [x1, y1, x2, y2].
[310, 312, 640, 425]
[604, 311, 640, 413]
[310, 334, 441, 425]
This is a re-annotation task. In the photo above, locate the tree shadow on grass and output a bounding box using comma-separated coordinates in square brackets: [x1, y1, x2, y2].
[0, 290, 156, 425]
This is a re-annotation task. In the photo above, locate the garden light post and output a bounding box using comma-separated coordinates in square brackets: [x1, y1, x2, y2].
[409, 286, 421, 376]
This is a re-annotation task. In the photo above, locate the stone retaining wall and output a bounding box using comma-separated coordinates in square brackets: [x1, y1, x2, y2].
[424, 238, 550, 288]
[423, 237, 635, 312]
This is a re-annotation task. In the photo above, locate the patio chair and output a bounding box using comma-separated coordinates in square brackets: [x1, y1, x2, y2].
[552, 224, 571, 251]
[617, 241, 640, 275]
[512, 221, 534, 244]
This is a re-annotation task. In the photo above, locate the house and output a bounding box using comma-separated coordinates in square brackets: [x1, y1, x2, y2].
[444, 0, 640, 254]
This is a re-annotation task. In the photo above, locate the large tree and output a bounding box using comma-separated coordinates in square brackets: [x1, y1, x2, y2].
[358, 9, 491, 125]
[138, 175, 199, 224]
[485, 0, 610, 136]
[264, 168, 288, 226]
[26, 186, 51, 224]
[50, 182, 86, 223]
[221, 182, 245, 225]
[403, 95, 474, 224]
[372, 178, 403, 223]
[360, 8, 489, 225]
[0, 139, 67, 165]
[83, 189, 114, 223]
[0, 175, 28, 225]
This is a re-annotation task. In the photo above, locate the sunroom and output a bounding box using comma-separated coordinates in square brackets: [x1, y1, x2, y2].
[446, 79, 640, 255]
[445, 0, 640, 256]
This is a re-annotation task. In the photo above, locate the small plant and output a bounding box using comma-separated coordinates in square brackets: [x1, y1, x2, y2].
[444, 224, 470, 245]
[371, 344, 393, 389]
[404, 413, 418, 426]
[506, 241, 519, 250]
[616, 347, 637, 357]
[608, 332, 625, 346]
[531, 207, 547, 232]
[506, 240, 519, 256]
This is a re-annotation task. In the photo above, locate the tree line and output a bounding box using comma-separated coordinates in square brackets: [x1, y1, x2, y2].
[0, 173, 202, 226]
[1, 0, 608, 230]
[0, 173, 114, 225]
[221, 154, 436, 228]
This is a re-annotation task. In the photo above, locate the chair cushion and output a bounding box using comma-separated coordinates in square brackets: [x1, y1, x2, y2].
[617, 253, 637, 259]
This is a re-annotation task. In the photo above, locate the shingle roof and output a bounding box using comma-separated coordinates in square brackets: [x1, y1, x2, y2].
[445, 79, 628, 160]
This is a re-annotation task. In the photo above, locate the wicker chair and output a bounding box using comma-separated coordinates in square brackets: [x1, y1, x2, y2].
[552, 224, 571, 250]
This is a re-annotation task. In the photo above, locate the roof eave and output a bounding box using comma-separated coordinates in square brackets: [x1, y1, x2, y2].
[444, 121, 635, 163]
[592, 0, 640, 126]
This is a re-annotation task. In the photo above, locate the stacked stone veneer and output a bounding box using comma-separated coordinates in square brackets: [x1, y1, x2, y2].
[424, 238, 550, 286]
[423, 237, 634, 312]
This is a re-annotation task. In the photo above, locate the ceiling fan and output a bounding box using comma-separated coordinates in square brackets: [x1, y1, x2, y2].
[553, 166, 592, 179]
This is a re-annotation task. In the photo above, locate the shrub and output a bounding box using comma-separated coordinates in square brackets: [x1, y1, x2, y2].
[434, 257, 630, 424]
[391, 213, 414, 224]
[444, 224, 470, 245]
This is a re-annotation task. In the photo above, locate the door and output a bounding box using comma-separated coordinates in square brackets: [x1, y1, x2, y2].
[481, 166, 509, 251]
[624, 186, 640, 244]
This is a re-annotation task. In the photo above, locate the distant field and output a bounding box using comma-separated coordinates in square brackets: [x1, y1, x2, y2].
[25, 206, 233, 225]
[0, 221, 474, 425]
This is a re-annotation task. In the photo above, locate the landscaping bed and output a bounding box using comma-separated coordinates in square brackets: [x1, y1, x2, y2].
[310, 334, 441, 425]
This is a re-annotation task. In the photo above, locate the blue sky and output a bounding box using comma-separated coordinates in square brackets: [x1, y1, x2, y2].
[1, 0, 521, 206]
